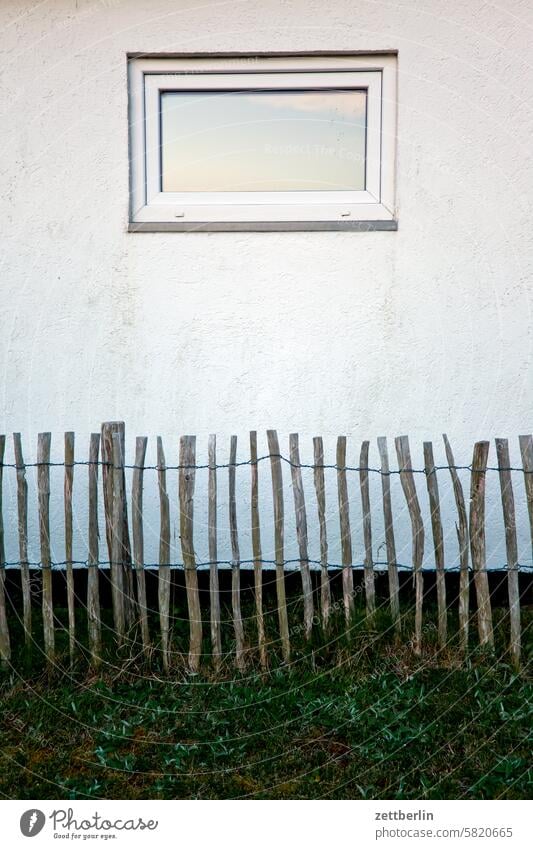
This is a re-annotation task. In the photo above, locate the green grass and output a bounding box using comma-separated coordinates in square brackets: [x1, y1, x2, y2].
[0, 598, 531, 800]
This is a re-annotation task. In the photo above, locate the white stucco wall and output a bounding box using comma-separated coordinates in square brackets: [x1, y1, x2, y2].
[1, 0, 532, 571]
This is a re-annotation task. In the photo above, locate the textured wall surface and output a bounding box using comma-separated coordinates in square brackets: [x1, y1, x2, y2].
[1, 0, 532, 568]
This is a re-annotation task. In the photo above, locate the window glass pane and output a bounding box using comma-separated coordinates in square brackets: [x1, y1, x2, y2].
[160, 89, 366, 192]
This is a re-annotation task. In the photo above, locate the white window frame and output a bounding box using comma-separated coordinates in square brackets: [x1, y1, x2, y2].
[128, 54, 397, 231]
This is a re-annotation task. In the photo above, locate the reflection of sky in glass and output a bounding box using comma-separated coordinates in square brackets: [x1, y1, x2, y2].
[161, 90, 366, 192]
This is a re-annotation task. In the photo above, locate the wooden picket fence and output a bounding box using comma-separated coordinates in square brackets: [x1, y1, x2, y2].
[0, 422, 531, 673]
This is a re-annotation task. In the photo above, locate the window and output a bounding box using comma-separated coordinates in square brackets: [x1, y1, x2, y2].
[128, 54, 397, 231]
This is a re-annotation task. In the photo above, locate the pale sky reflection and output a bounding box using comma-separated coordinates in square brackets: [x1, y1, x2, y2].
[161, 90, 367, 192]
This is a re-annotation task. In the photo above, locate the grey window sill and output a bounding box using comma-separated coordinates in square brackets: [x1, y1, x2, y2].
[128, 220, 398, 233]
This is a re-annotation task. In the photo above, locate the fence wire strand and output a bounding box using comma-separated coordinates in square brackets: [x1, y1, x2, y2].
[2, 559, 529, 574]
[1, 456, 530, 474]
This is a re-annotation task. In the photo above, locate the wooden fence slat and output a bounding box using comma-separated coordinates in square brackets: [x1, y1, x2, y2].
[250, 431, 267, 668]
[229, 436, 245, 670]
[157, 437, 171, 671]
[13, 433, 31, 646]
[132, 436, 150, 655]
[359, 440, 376, 622]
[37, 432, 54, 664]
[111, 433, 126, 644]
[313, 436, 331, 630]
[101, 422, 134, 629]
[469, 441, 494, 649]
[336, 436, 354, 625]
[495, 438, 521, 668]
[395, 435, 424, 654]
[208, 434, 222, 665]
[0, 436, 10, 664]
[64, 431, 75, 663]
[518, 435, 533, 561]
[289, 433, 314, 639]
[87, 433, 101, 664]
[377, 437, 400, 635]
[423, 441, 447, 649]
[267, 429, 290, 662]
[443, 434, 469, 651]
[179, 436, 202, 672]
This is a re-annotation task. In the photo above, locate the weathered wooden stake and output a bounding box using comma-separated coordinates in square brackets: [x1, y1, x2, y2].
[443, 434, 469, 651]
[289, 433, 313, 639]
[359, 440, 376, 622]
[423, 441, 447, 649]
[13, 433, 31, 646]
[179, 436, 202, 672]
[87, 433, 101, 664]
[64, 431, 75, 663]
[267, 430, 290, 662]
[469, 441, 494, 649]
[313, 436, 331, 631]
[132, 436, 150, 655]
[208, 434, 222, 665]
[37, 432, 54, 665]
[250, 431, 267, 668]
[495, 438, 521, 668]
[336, 436, 354, 626]
[395, 436, 424, 654]
[0, 436, 11, 664]
[111, 433, 126, 644]
[377, 437, 401, 636]
[229, 436, 246, 670]
[157, 437, 171, 671]
[518, 435, 533, 562]
[101, 422, 135, 629]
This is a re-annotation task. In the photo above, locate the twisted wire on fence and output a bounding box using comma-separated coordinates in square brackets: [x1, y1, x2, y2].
[1, 457, 531, 473]
[1, 560, 528, 573]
